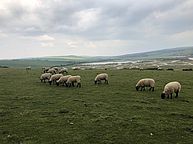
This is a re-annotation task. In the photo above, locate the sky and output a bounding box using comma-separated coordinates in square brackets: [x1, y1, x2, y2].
[0, 0, 193, 59]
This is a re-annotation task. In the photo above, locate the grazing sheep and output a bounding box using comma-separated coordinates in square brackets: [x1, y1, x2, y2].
[72, 67, 81, 70]
[40, 73, 52, 83]
[42, 67, 50, 73]
[94, 73, 108, 84]
[161, 81, 181, 99]
[66, 75, 81, 88]
[59, 67, 68, 74]
[47, 68, 57, 75]
[56, 75, 71, 86]
[136, 78, 155, 91]
[52, 67, 60, 72]
[26, 66, 31, 72]
[49, 74, 63, 85]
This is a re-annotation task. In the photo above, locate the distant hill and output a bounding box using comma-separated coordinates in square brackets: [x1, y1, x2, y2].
[114, 46, 193, 60]
[0, 46, 193, 68]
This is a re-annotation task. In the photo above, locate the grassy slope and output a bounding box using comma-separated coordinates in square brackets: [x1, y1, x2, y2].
[0, 69, 193, 144]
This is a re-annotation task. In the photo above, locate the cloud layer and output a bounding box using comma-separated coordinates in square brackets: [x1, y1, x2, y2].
[0, 0, 193, 59]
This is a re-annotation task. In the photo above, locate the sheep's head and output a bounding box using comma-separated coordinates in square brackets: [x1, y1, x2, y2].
[94, 80, 97, 84]
[161, 93, 166, 99]
[136, 86, 139, 91]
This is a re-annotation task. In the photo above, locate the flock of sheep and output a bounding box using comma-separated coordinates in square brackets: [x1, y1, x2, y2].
[40, 67, 109, 88]
[39, 66, 181, 99]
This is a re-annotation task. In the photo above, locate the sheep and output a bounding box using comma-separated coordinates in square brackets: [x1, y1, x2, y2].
[59, 67, 68, 74]
[52, 67, 60, 72]
[161, 81, 181, 99]
[136, 78, 155, 91]
[47, 68, 57, 75]
[72, 67, 81, 70]
[56, 75, 71, 86]
[94, 73, 108, 84]
[40, 73, 52, 83]
[49, 74, 63, 85]
[66, 75, 81, 88]
[26, 66, 31, 72]
[42, 67, 50, 73]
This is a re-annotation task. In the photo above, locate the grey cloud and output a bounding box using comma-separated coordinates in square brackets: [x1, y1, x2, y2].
[0, 0, 192, 40]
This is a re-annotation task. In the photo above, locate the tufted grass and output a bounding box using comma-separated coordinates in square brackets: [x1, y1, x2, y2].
[0, 68, 193, 144]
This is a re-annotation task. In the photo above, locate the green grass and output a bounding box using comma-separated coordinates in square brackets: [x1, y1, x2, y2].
[0, 68, 193, 144]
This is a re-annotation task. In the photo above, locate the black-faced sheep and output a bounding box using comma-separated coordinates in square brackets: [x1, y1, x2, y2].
[94, 73, 108, 84]
[161, 81, 181, 99]
[40, 73, 52, 83]
[66, 75, 81, 88]
[59, 67, 68, 74]
[49, 74, 63, 85]
[136, 78, 155, 91]
[47, 68, 57, 75]
[42, 67, 50, 73]
[26, 66, 31, 72]
[56, 75, 71, 86]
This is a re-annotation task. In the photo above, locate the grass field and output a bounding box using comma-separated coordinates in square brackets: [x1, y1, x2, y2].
[0, 68, 193, 144]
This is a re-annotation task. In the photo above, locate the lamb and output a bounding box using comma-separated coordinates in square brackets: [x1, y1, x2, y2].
[66, 75, 81, 88]
[59, 67, 68, 74]
[56, 75, 71, 86]
[47, 68, 57, 75]
[136, 78, 155, 91]
[40, 73, 52, 83]
[94, 73, 108, 84]
[161, 81, 181, 99]
[49, 74, 63, 85]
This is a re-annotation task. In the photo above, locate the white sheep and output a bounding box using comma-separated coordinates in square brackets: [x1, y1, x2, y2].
[26, 66, 31, 72]
[42, 67, 50, 73]
[52, 67, 60, 71]
[161, 81, 181, 99]
[136, 78, 155, 91]
[94, 73, 108, 84]
[40, 73, 52, 83]
[66, 75, 81, 87]
[49, 74, 63, 85]
[72, 67, 81, 70]
[47, 68, 57, 75]
[59, 67, 68, 74]
[56, 75, 71, 86]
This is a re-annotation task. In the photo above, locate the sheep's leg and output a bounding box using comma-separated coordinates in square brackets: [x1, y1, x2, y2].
[149, 87, 151, 91]
[143, 87, 145, 91]
[140, 87, 142, 91]
[170, 93, 173, 99]
[167, 95, 169, 99]
[152, 87, 154, 91]
[77, 83, 81, 88]
[175, 91, 179, 98]
[72, 82, 75, 87]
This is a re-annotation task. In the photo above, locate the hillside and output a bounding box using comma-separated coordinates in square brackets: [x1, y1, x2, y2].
[115, 46, 193, 60]
[0, 46, 193, 68]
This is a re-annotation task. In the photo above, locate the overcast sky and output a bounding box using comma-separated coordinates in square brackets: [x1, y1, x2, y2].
[0, 0, 193, 59]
